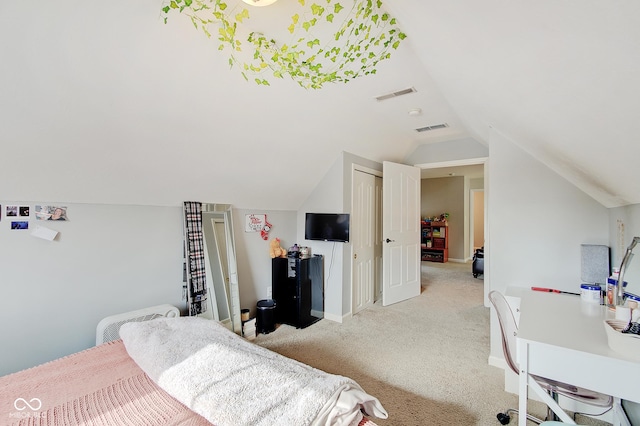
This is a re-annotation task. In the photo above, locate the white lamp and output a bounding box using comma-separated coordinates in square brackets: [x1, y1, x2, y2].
[242, 0, 278, 6]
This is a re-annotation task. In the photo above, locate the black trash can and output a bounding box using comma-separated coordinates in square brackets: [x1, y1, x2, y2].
[256, 299, 276, 334]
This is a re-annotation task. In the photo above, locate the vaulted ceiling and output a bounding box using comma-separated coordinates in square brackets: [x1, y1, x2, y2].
[1, 1, 638, 210]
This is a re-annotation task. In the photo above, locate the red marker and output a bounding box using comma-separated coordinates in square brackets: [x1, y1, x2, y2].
[531, 287, 580, 296]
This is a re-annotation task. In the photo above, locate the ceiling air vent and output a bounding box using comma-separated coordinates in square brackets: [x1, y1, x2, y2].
[375, 87, 417, 101]
[416, 123, 449, 133]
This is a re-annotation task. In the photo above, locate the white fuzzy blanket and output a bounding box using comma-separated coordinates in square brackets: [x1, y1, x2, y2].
[119, 317, 387, 426]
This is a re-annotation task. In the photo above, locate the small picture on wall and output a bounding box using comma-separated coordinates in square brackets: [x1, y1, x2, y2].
[11, 221, 29, 230]
[19, 206, 30, 217]
[35, 205, 69, 221]
[245, 214, 266, 232]
[6, 206, 18, 217]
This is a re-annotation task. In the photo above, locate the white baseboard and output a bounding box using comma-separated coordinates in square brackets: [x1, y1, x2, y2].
[488, 355, 506, 369]
[323, 312, 343, 323]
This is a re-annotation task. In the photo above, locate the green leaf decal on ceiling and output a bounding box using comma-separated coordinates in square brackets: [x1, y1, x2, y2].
[161, 0, 406, 89]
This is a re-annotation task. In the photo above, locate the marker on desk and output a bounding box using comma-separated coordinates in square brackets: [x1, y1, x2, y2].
[531, 286, 580, 296]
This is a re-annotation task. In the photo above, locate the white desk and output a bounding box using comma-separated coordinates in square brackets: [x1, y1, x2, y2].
[516, 290, 640, 426]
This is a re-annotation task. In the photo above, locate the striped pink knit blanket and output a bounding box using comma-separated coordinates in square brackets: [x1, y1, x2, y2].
[0, 340, 379, 426]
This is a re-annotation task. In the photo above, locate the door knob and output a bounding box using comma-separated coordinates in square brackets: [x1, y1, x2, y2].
[385, 238, 395, 243]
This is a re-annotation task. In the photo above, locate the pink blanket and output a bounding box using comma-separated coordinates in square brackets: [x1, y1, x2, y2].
[0, 340, 208, 426]
[0, 341, 379, 426]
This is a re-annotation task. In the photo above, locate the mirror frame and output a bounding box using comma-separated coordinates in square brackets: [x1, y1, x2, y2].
[184, 203, 242, 335]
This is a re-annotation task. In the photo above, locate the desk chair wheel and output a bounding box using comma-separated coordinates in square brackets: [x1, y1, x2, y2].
[497, 412, 511, 424]
[497, 408, 544, 425]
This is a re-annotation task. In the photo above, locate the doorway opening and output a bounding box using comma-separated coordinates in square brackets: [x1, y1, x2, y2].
[417, 158, 487, 292]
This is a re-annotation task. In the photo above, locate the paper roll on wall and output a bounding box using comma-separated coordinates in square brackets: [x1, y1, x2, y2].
[30, 226, 59, 241]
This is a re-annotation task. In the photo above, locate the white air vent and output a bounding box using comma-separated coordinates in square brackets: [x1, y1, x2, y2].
[95, 304, 180, 345]
[416, 123, 449, 132]
[375, 87, 417, 101]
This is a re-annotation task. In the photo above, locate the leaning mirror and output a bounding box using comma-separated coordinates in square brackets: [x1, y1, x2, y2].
[183, 202, 241, 335]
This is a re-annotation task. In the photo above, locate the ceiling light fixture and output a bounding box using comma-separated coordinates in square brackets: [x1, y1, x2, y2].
[242, 0, 278, 6]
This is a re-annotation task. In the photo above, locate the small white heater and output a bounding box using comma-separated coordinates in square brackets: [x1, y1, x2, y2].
[95, 304, 180, 345]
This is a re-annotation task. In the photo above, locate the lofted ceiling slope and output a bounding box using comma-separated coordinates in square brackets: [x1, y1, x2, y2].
[0, 1, 638, 209]
[387, 0, 640, 208]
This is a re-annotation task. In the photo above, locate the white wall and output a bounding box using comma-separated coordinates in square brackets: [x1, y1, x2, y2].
[1, 173, 384, 375]
[297, 157, 348, 321]
[405, 137, 489, 165]
[233, 208, 297, 317]
[0, 201, 302, 376]
[487, 129, 610, 361]
[296, 152, 383, 321]
[0, 202, 185, 376]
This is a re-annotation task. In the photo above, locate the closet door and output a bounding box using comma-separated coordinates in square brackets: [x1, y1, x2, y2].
[352, 170, 378, 315]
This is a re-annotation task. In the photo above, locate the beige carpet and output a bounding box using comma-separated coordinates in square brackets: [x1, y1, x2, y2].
[255, 261, 610, 426]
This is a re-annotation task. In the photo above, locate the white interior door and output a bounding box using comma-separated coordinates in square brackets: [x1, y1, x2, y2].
[352, 170, 376, 315]
[382, 161, 421, 306]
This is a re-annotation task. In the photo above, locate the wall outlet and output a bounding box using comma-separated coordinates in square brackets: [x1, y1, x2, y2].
[266, 286, 272, 299]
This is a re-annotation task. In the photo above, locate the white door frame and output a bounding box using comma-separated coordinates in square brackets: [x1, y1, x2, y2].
[470, 188, 485, 256]
[415, 156, 489, 305]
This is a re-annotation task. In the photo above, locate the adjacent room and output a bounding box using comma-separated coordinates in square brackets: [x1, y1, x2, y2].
[1, 0, 639, 425]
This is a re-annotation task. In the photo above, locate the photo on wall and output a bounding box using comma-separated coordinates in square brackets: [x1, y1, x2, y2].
[35, 205, 69, 221]
[11, 221, 28, 230]
[6, 205, 17, 217]
[19, 206, 29, 217]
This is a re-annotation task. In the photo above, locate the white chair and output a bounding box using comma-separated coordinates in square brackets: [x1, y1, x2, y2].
[489, 291, 613, 425]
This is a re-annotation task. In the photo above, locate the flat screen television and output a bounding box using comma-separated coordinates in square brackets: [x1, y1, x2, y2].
[305, 213, 350, 243]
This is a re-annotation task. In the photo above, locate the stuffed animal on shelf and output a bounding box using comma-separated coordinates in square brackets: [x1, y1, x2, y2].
[269, 238, 287, 258]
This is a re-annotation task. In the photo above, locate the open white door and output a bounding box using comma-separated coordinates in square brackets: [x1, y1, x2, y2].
[382, 161, 421, 306]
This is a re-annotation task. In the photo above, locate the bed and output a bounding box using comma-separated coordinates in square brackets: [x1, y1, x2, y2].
[0, 313, 386, 426]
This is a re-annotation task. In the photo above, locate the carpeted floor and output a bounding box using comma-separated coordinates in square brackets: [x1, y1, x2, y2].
[254, 261, 611, 426]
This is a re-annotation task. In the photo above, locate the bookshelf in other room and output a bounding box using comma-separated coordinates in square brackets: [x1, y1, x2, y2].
[421, 221, 448, 263]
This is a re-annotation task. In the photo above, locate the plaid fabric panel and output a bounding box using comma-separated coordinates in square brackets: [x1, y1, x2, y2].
[183, 201, 207, 315]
